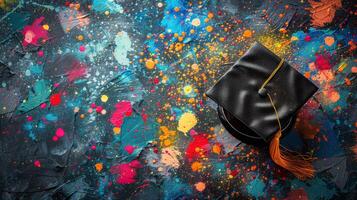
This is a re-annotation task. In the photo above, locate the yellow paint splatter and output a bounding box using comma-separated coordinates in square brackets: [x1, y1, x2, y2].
[159, 126, 176, 147]
[42, 24, 49, 30]
[113, 127, 121, 134]
[177, 112, 197, 134]
[101, 95, 109, 102]
[145, 59, 156, 70]
[206, 26, 213, 32]
[77, 35, 84, 41]
[183, 85, 193, 95]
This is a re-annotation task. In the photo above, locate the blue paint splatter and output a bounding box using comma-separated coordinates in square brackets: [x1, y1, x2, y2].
[246, 176, 266, 199]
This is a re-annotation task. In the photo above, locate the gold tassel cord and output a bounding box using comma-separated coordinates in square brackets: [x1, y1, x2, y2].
[261, 58, 315, 180]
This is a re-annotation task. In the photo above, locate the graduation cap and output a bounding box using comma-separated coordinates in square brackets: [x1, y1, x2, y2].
[206, 42, 318, 180]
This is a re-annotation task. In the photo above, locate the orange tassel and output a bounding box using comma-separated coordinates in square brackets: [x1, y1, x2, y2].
[269, 130, 315, 180]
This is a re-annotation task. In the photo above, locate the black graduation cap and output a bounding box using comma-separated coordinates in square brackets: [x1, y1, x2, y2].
[206, 42, 318, 179]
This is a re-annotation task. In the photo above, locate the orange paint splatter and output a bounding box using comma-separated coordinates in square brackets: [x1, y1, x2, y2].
[95, 163, 103, 172]
[212, 143, 221, 154]
[191, 161, 203, 172]
[195, 182, 206, 192]
[307, 0, 342, 27]
[324, 36, 335, 46]
[243, 30, 253, 38]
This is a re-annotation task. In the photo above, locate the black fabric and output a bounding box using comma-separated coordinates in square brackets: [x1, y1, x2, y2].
[217, 106, 296, 146]
[206, 42, 318, 141]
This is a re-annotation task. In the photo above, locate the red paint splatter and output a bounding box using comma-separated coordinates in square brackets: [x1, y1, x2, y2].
[34, 160, 41, 167]
[315, 54, 332, 70]
[96, 106, 103, 113]
[50, 93, 62, 106]
[22, 17, 49, 47]
[141, 110, 148, 123]
[185, 134, 210, 161]
[110, 160, 142, 184]
[67, 62, 87, 82]
[110, 101, 132, 127]
[124, 145, 135, 154]
[55, 128, 65, 137]
[153, 77, 159, 84]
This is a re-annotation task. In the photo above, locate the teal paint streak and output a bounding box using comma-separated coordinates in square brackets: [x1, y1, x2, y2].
[246, 176, 266, 199]
[163, 178, 193, 200]
[29, 64, 43, 76]
[8, 12, 30, 31]
[115, 115, 159, 161]
[17, 79, 51, 113]
[45, 113, 58, 122]
[92, 0, 123, 13]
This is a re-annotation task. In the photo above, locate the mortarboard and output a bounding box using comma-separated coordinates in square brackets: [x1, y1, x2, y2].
[206, 42, 318, 180]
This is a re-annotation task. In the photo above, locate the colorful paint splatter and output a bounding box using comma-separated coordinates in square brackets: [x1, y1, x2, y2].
[0, 0, 356, 199]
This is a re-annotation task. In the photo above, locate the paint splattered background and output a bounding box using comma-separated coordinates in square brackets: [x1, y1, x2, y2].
[0, 0, 356, 199]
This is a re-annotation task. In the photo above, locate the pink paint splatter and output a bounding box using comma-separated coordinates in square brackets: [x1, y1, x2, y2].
[27, 116, 33, 121]
[22, 17, 49, 47]
[38, 50, 44, 57]
[52, 136, 59, 141]
[110, 160, 142, 184]
[67, 61, 87, 82]
[315, 54, 332, 70]
[34, 160, 41, 168]
[124, 145, 135, 154]
[55, 128, 65, 137]
[79, 45, 86, 52]
[110, 101, 132, 127]
[185, 134, 210, 161]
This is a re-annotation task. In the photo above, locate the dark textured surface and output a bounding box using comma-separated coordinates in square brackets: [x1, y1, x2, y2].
[0, 0, 356, 199]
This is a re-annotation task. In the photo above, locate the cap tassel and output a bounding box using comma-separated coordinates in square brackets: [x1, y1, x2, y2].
[267, 93, 315, 180]
[269, 130, 315, 180]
